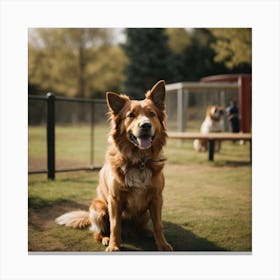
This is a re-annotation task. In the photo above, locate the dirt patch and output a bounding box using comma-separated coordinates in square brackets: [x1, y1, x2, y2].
[28, 157, 47, 172]
[28, 200, 91, 251]
[29, 200, 90, 230]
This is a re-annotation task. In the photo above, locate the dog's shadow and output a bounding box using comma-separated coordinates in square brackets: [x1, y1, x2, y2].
[120, 221, 226, 252]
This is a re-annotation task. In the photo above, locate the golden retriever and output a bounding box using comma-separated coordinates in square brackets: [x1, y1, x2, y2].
[56, 80, 172, 252]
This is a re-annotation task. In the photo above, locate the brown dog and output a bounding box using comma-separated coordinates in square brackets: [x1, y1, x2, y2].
[56, 80, 172, 252]
[193, 105, 224, 152]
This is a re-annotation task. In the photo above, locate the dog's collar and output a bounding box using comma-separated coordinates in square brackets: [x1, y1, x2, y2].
[139, 159, 146, 170]
[139, 158, 166, 170]
[123, 158, 166, 171]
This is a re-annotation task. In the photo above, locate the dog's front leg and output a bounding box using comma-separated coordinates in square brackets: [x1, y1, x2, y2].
[106, 195, 121, 252]
[149, 195, 173, 251]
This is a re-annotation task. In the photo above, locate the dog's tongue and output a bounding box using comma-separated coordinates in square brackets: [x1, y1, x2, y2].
[138, 137, 152, 149]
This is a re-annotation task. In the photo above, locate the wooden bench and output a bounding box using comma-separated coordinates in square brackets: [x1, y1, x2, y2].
[168, 132, 252, 161]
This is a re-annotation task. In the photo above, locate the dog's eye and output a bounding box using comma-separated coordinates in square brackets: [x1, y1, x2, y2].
[127, 112, 135, 118]
[149, 111, 156, 118]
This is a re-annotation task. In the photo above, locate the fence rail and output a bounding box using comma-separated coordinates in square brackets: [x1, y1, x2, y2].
[28, 93, 106, 179]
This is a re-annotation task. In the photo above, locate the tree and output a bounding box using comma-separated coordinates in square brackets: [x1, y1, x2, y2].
[165, 28, 251, 83]
[122, 28, 173, 99]
[169, 29, 229, 82]
[209, 28, 252, 69]
[28, 28, 126, 97]
[165, 28, 191, 55]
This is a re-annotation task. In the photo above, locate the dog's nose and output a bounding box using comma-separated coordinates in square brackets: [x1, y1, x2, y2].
[139, 122, 152, 130]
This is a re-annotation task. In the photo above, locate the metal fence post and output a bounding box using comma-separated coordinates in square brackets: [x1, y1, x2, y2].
[177, 85, 185, 132]
[46, 93, 55, 180]
[90, 102, 94, 169]
[208, 140, 214, 161]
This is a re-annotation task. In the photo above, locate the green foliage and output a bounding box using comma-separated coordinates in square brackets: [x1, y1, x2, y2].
[176, 29, 214, 80]
[122, 28, 173, 99]
[167, 28, 251, 82]
[170, 29, 228, 82]
[28, 28, 252, 100]
[28, 28, 127, 97]
[209, 28, 252, 69]
[165, 28, 191, 54]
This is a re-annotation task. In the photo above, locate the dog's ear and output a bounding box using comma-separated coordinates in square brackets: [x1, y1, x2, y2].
[106, 92, 128, 115]
[147, 80, 166, 110]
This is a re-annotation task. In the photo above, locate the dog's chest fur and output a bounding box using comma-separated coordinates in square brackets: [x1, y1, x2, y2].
[122, 186, 150, 219]
[123, 165, 152, 188]
[201, 117, 222, 133]
[121, 165, 153, 218]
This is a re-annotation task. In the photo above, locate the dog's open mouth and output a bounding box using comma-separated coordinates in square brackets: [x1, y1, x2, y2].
[129, 133, 153, 150]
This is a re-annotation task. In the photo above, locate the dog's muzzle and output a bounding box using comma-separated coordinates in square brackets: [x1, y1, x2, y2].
[129, 121, 154, 150]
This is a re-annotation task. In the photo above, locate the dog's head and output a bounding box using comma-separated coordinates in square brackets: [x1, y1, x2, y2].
[106, 80, 167, 152]
[206, 105, 224, 121]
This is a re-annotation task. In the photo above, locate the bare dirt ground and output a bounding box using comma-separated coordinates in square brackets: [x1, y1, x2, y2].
[28, 200, 91, 251]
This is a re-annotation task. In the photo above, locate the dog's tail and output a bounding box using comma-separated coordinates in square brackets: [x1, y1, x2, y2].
[55, 210, 90, 229]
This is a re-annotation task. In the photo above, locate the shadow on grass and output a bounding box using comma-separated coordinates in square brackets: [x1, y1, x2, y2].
[213, 160, 251, 168]
[28, 198, 227, 252]
[28, 196, 89, 210]
[121, 221, 226, 252]
[56, 175, 99, 185]
[28, 196, 68, 208]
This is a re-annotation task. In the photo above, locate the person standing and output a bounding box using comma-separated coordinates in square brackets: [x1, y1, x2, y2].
[226, 99, 240, 133]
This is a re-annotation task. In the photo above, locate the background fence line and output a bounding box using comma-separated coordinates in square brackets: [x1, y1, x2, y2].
[28, 93, 106, 179]
[29, 79, 249, 180]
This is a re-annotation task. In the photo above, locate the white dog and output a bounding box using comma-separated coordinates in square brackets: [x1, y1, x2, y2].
[193, 105, 224, 152]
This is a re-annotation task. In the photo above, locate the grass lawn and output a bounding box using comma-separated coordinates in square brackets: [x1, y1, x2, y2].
[28, 125, 252, 252]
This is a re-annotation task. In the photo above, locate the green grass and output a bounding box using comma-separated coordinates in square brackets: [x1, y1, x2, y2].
[28, 125, 252, 252]
[29, 125, 109, 169]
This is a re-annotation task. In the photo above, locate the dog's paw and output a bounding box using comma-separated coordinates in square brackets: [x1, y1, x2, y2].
[157, 242, 173, 251]
[105, 244, 120, 252]
[102, 237, 110, 246]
